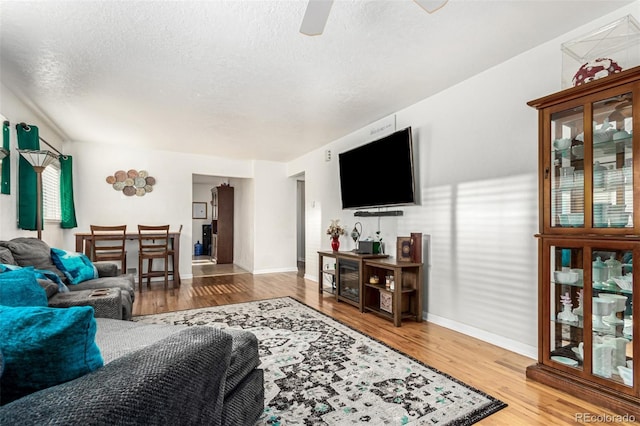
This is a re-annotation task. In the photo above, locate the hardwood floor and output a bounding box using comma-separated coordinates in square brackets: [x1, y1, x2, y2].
[133, 272, 637, 425]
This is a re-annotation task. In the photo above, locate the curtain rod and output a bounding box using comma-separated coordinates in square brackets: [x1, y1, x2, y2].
[18, 122, 67, 159]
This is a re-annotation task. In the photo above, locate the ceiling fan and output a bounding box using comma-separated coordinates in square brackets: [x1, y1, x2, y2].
[300, 0, 449, 36]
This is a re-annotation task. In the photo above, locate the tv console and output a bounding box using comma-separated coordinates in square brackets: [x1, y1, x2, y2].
[318, 250, 423, 326]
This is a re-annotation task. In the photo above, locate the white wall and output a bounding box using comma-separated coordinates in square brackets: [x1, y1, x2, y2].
[288, 3, 640, 358]
[63, 140, 258, 279]
[231, 176, 255, 272]
[252, 161, 298, 274]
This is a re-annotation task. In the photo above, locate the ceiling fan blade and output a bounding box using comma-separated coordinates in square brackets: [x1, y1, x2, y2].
[300, 0, 334, 36]
[413, 0, 449, 14]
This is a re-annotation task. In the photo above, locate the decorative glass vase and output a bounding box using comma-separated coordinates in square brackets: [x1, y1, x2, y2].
[331, 236, 340, 251]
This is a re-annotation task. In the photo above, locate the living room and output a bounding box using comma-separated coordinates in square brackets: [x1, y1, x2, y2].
[2, 1, 640, 424]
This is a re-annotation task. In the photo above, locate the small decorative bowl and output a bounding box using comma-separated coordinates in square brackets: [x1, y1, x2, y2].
[567, 213, 583, 227]
[598, 293, 627, 311]
[554, 270, 579, 284]
[608, 212, 630, 227]
[554, 138, 571, 150]
[611, 275, 633, 291]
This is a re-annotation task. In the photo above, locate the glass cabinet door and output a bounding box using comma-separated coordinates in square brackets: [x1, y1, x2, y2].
[551, 107, 585, 228]
[549, 246, 584, 371]
[591, 248, 633, 387]
[592, 94, 634, 229]
[338, 259, 360, 303]
[549, 245, 634, 387]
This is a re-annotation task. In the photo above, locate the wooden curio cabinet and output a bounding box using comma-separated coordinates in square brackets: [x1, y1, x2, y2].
[528, 66, 640, 416]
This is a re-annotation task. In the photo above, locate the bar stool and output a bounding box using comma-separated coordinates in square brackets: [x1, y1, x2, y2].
[168, 224, 182, 286]
[90, 225, 127, 275]
[137, 224, 170, 291]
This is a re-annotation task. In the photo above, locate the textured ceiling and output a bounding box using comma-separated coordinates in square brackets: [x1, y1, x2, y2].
[0, 0, 635, 161]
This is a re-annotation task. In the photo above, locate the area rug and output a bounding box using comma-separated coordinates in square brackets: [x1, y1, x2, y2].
[134, 297, 506, 425]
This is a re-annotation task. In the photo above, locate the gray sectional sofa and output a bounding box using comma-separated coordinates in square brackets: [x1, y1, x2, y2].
[0, 237, 134, 319]
[0, 318, 265, 425]
[0, 237, 264, 425]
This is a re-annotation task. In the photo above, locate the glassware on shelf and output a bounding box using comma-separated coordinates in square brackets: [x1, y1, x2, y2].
[605, 255, 623, 277]
[592, 256, 608, 284]
[572, 289, 584, 317]
[593, 161, 606, 188]
[593, 342, 614, 378]
[599, 293, 627, 325]
[593, 203, 609, 227]
[557, 292, 579, 323]
[592, 297, 615, 332]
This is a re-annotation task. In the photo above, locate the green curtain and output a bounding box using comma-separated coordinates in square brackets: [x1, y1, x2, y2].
[1, 121, 9, 194]
[59, 156, 77, 229]
[16, 124, 39, 231]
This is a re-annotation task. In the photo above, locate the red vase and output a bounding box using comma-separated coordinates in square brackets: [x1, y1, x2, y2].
[331, 236, 340, 251]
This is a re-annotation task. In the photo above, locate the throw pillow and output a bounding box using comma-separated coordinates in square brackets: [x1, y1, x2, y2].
[0, 264, 69, 294]
[0, 238, 66, 282]
[0, 264, 20, 272]
[0, 268, 48, 307]
[0, 305, 103, 404]
[50, 248, 98, 285]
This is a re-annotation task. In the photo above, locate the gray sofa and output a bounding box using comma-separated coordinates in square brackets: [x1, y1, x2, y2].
[0, 237, 134, 319]
[0, 318, 265, 425]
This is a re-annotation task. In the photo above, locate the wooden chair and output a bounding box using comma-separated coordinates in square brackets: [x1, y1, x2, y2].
[90, 225, 127, 275]
[137, 224, 170, 291]
[168, 224, 182, 286]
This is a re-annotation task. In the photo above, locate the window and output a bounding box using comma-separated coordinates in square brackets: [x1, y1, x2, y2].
[43, 164, 61, 221]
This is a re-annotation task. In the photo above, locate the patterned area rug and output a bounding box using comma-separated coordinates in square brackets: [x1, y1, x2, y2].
[134, 297, 506, 425]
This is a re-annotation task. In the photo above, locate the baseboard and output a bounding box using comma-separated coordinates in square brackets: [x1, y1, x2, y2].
[426, 311, 537, 359]
[253, 267, 298, 275]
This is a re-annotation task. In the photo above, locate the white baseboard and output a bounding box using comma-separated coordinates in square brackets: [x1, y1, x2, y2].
[425, 311, 537, 360]
[253, 267, 298, 275]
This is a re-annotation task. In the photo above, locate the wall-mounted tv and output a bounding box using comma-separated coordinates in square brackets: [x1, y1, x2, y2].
[338, 127, 417, 210]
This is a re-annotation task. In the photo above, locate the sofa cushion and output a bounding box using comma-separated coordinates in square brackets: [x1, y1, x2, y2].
[70, 275, 135, 304]
[0, 305, 103, 405]
[51, 248, 98, 285]
[0, 268, 48, 307]
[95, 318, 187, 362]
[0, 248, 15, 266]
[0, 238, 65, 282]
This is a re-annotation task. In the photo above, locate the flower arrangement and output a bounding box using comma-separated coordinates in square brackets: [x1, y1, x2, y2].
[326, 219, 345, 239]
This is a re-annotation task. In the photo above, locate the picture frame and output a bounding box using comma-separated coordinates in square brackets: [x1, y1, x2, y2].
[396, 236, 412, 262]
[192, 202, 207, 219]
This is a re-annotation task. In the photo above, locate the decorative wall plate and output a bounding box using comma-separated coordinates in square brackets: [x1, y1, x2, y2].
[106, 169, 156, 196]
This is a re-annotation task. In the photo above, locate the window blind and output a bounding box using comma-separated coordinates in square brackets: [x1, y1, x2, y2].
[43, 164, 61, 221]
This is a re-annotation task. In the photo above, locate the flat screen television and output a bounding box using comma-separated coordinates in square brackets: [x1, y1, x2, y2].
[338, 127, 417, 209]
